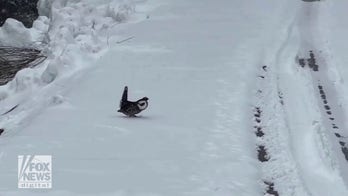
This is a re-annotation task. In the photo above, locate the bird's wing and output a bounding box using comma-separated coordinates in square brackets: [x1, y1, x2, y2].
[125, 104, 140, 115]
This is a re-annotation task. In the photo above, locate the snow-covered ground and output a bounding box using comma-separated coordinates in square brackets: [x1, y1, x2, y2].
[1, 0, 348, 195]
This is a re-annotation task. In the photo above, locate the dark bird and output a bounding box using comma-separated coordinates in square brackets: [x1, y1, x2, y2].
[118, 86, 149, 117]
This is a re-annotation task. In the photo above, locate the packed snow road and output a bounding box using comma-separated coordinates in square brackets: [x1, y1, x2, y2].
[269, 0, 348, 196]
[0, 1, 289, 195]
[1, 0, 348, 196]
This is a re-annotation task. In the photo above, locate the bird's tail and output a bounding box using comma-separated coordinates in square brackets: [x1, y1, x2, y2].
[119, 86, 128, 108]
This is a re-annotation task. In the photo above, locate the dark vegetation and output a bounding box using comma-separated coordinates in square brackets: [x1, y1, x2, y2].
[0, 46, 46, 85]
[0, 1, 46, 85]
[0, 0, 39, 28]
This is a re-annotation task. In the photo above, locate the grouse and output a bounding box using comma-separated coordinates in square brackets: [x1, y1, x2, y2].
[117, 86, 149, 117]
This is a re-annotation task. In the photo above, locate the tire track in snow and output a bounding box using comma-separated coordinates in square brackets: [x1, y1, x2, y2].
[297, 0, 348, 187]
[297, 42, 348, 164]
[253, 65, 309, 196]
[315, 80, 348, 161]
[273, 0, 348, 195]
[253, 65, 277, 196]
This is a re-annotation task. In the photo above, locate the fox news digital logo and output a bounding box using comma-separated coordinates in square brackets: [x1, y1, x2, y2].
[18, 155, 52, 189]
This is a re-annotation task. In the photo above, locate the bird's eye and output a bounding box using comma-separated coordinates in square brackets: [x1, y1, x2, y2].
[139, 103, 145, 106]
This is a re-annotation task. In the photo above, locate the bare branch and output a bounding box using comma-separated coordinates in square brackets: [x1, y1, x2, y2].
[0, 46, 47, 85]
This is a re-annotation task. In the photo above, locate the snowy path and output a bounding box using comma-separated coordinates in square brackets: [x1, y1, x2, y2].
[249, 1, 348, 196]
[274, 1, 348, 196]
[0, 0, 289, 195]
[1, 0, 348, 196]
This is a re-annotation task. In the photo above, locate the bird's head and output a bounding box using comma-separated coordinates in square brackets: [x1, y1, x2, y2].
[137, 97, 149, 110]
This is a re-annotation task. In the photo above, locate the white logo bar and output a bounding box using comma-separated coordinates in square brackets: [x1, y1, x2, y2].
[18, 155, 52, 189]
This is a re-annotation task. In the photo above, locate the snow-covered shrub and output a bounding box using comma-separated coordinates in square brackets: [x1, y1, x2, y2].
[0, 16, 49, 47]
[106, 1, 135, 22]
[37, 0, 55, 17]
[38, 0, 137, 85]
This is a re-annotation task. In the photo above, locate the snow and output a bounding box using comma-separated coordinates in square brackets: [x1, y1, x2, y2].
[0, 16, 48, 47]
[319, 1, 348, 124]
[1, 0, 348, 195]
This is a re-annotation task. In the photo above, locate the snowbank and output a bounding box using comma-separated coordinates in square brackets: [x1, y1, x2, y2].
[0, 16, 48, 47]
[0, 0, 146, 113]
[38, 0, 137, 85]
